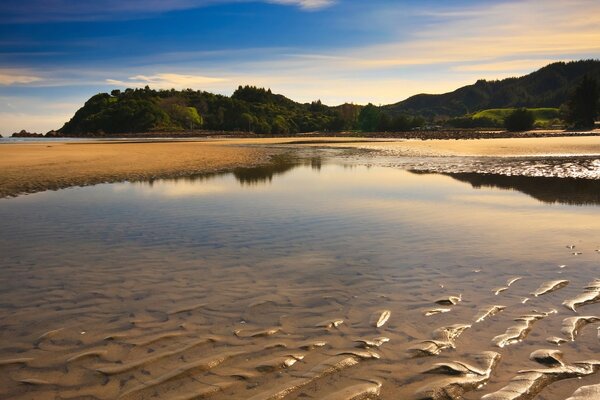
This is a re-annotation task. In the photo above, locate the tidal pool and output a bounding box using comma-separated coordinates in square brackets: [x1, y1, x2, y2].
[0, 154, 599, 399]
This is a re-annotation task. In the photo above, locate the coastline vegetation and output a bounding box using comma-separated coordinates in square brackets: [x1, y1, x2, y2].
[25, 60, 599, 137]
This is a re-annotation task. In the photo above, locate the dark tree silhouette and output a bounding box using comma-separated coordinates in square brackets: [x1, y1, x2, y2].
[504, 108, 535, 131]
[562, 75, 599, 128]
[358, 103, 381, 132]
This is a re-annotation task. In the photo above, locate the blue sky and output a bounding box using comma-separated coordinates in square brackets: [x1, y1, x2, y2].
[1, 0, 599, 134]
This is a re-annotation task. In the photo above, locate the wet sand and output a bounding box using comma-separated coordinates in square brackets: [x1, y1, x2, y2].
[278, 136, 600, 157]
[0, 141, 280, 198]
[1, 162, 600, 399]
[2, 136, 600, 198]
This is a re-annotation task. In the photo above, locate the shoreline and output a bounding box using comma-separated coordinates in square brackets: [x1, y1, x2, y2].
[0, 141, 282, 199]
[4, 127, 600, 141]
[1, 136, 600, 199]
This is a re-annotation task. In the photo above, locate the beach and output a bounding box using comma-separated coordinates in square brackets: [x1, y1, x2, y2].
[2, 136, 600, 198]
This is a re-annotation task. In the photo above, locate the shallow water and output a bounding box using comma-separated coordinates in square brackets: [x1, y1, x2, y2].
[0, 154, 599, 399]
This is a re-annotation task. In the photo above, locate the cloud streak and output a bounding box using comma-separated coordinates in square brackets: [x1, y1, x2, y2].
[0, 69, 42, 85]
[0, 0, 334, 23]
[106, 73, 228, 89]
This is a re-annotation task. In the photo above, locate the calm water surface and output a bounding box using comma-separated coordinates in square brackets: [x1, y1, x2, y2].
[1, 156, 599, 399]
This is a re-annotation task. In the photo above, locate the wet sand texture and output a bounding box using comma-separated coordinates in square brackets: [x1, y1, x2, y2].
[2, 136, 600, 198]
[1, 246, 600, 399]
[0, 141, 277, 197]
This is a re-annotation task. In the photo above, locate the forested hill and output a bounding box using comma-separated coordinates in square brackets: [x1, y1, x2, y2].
[385, 60, 600, 118]
[58, 59, 599, 135]
[58, 85, 362, 135]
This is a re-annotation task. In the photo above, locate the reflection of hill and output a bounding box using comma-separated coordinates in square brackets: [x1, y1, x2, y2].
[445, 172, 600, 206]
[148, 155, 322, 187]
[233, 156, 321, 185]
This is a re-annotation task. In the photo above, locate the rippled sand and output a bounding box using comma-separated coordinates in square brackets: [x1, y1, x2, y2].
[1, 244, 599, 399]
[1, 161, 599, 399]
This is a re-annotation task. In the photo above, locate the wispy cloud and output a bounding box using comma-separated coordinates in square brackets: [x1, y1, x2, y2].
[0, 0, 333, 23]
[106, 73, 228, 89]
[0, 69, 42, 85]
[268, 0, 335, 11]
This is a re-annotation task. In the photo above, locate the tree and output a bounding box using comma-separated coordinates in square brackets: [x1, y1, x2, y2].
[504, 108, 535, 131]
[271, 116, 290, 135]
[358, 103, 381, 132]
[168, 105, 202, 129]
[562, 75, 599, 128]
[240, 113, 255, 132]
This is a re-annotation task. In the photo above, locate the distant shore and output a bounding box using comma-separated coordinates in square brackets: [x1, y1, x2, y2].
[1, 136, 600, 198]
[5, 127, 600, 141]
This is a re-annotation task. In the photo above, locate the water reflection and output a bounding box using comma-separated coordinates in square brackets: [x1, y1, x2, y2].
[233, 156, 321, 186]
[142, 154, 321, 189]
[1, 158, 600, 400]
[442, 172, 600, 206]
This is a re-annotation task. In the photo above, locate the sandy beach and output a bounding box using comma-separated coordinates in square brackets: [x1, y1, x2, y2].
[2, 136, 600, 198]
[0, 140, 280, 198]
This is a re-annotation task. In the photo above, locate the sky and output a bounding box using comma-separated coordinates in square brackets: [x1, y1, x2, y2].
[1, 0, 599, 134]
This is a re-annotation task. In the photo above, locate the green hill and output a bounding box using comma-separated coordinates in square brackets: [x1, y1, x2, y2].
[385, 60, 600, 118]
[472, 108, 560, 126]
[59, 86, 362, 135]
[58, 59, 600, 135]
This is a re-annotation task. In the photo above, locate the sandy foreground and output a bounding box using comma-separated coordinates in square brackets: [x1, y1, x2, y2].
[2, 136, 600, 198]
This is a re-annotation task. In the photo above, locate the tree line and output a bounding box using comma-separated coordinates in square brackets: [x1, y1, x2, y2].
[58, 75, 599, 135]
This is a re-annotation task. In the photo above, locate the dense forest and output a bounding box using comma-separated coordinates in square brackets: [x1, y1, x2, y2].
[57, 60, 600, 135]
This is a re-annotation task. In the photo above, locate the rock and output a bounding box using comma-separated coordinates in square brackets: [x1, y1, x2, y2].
[11, 129, 44, 138]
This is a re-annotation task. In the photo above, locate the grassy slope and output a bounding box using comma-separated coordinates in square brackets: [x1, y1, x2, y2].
[472, 108, 560, 125]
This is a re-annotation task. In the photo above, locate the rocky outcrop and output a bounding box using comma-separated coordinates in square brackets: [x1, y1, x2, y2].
[11, 129, 44, 137]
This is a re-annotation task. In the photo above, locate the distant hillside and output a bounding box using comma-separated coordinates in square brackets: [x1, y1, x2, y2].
[59, 85, 362, 135]
[58, 59, 600, 135]
[385, 60, 600, 118]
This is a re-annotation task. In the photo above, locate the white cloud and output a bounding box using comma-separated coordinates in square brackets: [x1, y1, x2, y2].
[106, 73, 228, 89]
[0, 69, 42, 85]
[268, 0, 335, 10]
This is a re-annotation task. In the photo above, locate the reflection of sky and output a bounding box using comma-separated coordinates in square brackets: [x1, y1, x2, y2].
[1, 163, 599, 277]
[2, 0, 600, 133]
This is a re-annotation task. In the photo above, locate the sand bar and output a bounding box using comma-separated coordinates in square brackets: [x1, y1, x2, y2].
[2, 136, 600, 198]
[0, 140, 279, 198]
